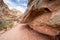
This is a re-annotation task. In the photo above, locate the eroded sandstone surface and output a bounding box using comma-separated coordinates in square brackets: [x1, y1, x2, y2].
[0, 0, 23, 31]
[21, 0, 60, 40]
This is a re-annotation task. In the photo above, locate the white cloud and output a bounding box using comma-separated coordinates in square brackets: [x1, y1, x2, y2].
[3, 0, 27, 13]
[4, 0, 17, 8]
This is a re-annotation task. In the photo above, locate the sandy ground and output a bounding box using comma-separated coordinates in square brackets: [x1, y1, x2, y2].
[0, 22, 50, 40]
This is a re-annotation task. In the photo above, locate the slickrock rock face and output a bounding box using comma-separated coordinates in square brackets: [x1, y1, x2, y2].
[11, 9, 23, 22]
[0, 0, 14, 21]
[22, 0, 60, 27]
[0, 0, 23, 20]
[11, 9, 23, 17]
[21, 0, 60, 40]
[0, 0, 23, 31]
[11, 9, 23, 19]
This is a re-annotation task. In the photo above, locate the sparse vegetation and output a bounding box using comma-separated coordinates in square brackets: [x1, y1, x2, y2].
[0, 19, 14, 31]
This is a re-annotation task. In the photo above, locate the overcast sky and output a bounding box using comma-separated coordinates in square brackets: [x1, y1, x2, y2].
[4, 0, 28, 13]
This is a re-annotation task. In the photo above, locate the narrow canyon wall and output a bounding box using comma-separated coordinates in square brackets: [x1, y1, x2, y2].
[22, 0, 60, 26]
[21, 0, 60, 39]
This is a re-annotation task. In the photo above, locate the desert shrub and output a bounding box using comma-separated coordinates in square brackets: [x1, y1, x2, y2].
[0, 21, 7, 31]
[7, 20, 14, 28]
[0, 19, 14, 31]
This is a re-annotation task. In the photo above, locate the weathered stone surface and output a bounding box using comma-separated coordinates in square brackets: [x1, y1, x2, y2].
[22, 0, 60, 27]
[0, 0, 23, 31]
[0, 0, 23, 21]
[21, 0, 60, 39]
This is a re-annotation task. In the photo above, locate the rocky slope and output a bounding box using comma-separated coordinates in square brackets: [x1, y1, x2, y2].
[0, 0, 23, 20]
[0, 0, 23, 31]
[11, 8, 23, 20]
[0, 0, 11, 20]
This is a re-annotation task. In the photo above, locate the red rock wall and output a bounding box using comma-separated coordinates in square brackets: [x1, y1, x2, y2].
[21, 0, 60, 40]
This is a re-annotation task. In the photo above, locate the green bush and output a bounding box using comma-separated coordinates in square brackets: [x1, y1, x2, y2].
[0, 21, 7, 31]
[8, 20, 14, 28]
[0, 20, 14, 31]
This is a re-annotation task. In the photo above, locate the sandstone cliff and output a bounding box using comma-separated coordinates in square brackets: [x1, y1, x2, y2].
[22, 0, 60, 27]
[21, 0, 60, 40]
[0, 0, 23, 20]
[0, 0, 23, 31]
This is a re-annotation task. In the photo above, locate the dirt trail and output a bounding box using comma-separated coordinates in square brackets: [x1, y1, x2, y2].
[0, 22, 50, 40]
